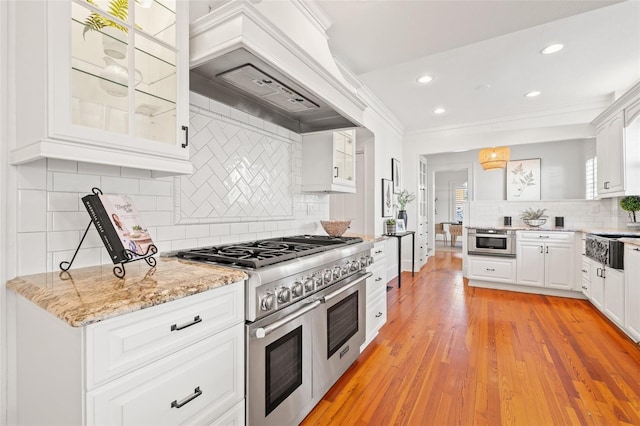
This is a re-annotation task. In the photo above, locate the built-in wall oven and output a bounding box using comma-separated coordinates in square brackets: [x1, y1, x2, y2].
[467, 228, 516, 257]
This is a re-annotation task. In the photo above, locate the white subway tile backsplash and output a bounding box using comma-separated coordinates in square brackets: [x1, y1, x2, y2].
[156, 196, 173, 211]
[121, 167, 152, 179]
[140, 211, 172, 227]
[17, 159, 47, 190]
[170, 239, 199, 251]
[185, 224, 210, 239]
[139, 179, 172, 196]
[52, 172, 101, 193]
[196, 236, 220, 247]
[47, 231, 80, 252]
[230, 109, 249, 124]
[190, 92, 210, 110]
[101, 176, 140, 194]
[18, 232, 47, 276]
[53, 248, 102, 270]
[18, 190, 47, 232]
[209, 223, 231, 236]
[230, 222, 249, 235]
[52, 211, 91, 231]
[47, 192, 81, 212]
[129, 195, 157, 211]
[155, 225, 186, 241]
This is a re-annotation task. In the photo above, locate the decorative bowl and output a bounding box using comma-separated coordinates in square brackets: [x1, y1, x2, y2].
[523, 218, 546, 227]
[320, 220, 351, 237]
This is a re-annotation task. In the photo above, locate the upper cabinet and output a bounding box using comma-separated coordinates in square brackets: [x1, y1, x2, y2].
[302, 129, 356, 193]
[592, 81, 640, 198]
[10, 0, 192, 176]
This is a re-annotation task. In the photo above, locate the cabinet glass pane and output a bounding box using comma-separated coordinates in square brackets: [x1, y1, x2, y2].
[135, 0, 176, 48]
[71, 2, 128, 134]
[134, 34, 176, 144]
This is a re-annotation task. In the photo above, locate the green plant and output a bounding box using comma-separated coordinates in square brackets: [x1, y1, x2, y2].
[396, 190, 416, 210]
[620, 196, 640, 222]
[83, 0, 129, 38]
[386, 218, 396, 225]
[520, 208, 547, 220]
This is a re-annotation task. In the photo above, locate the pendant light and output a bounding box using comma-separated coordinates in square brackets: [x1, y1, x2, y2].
[478, 146, 510, 170]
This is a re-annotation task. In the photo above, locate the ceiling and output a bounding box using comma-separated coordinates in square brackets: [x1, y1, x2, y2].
[318, 0, 640, 133]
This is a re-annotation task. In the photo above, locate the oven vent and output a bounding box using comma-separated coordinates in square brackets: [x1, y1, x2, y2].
[218, 64, 320, 113]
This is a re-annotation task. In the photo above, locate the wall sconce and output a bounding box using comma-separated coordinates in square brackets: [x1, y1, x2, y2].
[478, 146, 510, 170]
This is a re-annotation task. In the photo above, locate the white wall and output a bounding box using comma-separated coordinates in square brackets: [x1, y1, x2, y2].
[427, 138, 595, 201]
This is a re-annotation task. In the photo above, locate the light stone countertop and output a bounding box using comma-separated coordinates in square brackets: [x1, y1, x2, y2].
[621, 238, 640, 247]
[466, 225, 640, 236]
[6, 257, 248, 327]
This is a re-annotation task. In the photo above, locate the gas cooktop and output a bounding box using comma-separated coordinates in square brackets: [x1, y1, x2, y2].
[175, 235, 363, 268]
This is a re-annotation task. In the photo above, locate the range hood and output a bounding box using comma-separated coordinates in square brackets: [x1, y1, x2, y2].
[189, 0, 366, 134]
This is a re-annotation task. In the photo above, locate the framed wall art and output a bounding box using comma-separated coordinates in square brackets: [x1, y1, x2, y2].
[506, 158, 541, 201]
[392, 158, 401, 193]
[382, 179, 393, 217]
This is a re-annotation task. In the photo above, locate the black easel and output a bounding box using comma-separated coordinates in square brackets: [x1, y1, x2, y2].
[59, 187, 157, 278]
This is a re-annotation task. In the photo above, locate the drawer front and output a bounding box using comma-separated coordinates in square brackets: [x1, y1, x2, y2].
[468, 257, 515, 282]
[517, 231, 573, 242]
[367, 264, 386, 301]
[366, 293, 387, 336]
[371, 242, 386, 264]
[87, 323, 244, 426]
[581, 257, 591, 282]
[86, 281, 244, 390]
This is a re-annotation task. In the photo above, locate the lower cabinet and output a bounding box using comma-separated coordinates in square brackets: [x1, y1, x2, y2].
[516, 232, 575, 290]
[12, 281, 245, 425]
[362, 240, 387, 351]
[580, 256, 590, 298]
[588, 258, 624, 327]
[625, 245, 640, 342]
[467, 256, 516, 283]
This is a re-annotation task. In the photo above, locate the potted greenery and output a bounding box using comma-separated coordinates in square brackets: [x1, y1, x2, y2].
[620, 196, 640, 228]
[385, 218, 397, 235]
[520, 208, 547, 227]
[396, 189, 416, 229]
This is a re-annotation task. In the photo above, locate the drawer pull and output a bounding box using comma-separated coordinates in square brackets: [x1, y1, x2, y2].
[486, 268, 495, 272]
[375, 250, 383, 254]
[539, 235, 550, 239]
[375, 277, 383, 282]
[581, 269, 588, 273]
[375, 312, 383, 318]
[634, 248, 640, 252]
[171, 315, 202, 332]
[171, 387, 202, 409]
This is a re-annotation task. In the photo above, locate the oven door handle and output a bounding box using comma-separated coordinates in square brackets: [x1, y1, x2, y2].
[321, 272, 372, 303]
[254, 300, 322, 339]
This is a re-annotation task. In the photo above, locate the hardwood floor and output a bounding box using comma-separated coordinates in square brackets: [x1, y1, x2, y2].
[302, 251, 640, 425]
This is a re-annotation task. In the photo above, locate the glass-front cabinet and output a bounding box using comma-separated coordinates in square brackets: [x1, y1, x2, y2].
[332, 130, 355, 185]
[302, 128, 356, 193]
[11, 0, 191, 175]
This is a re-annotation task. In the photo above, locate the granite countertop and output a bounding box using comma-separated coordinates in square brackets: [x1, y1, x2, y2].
[620, 238, 640, 247]
[6, 257, 248, 327]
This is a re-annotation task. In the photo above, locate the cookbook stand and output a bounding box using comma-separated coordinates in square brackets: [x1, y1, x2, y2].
[59, 187, 157, 279]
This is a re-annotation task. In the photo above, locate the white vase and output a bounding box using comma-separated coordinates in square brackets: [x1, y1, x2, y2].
[99, 57, 143, 97]
[102, 26, 127, 59]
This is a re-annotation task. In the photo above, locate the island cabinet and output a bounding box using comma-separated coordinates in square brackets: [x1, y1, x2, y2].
[516, 231, 575, 290]
[624, 244, 640, 342]
[361, 240, 387, 351]
[10, 0, 191, 176]
[302, 129, 356, 193]
[591, 81, 640, 198]
[11, 282, 245, 425]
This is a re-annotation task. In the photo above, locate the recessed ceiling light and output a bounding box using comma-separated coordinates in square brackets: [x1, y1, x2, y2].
[433, 107, 446, 114]
[417, 74, 434, 84]
[541, 43, 564, 55]
[525, 91, 541, 98]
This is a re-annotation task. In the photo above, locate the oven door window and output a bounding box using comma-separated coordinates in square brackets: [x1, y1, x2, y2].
[476, 236, 507, 250]
[327, 292, 359, 358]
[265, 326, 303, 416]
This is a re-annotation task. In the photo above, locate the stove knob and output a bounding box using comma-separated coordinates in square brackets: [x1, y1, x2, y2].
[324, 269, 333, 284]
[360, 256, 368, 268]
[313, 272, 323, 288]
[333, 265, 342, 280]
[341, 262, 350, 274]
[261, 293, 275, 311]
[367, 255, 374, 266]
[278, 287, 291, 303]
[292, 281, 304, 298]
[350, 260, 360, 271]
[303, 277, 314, 292]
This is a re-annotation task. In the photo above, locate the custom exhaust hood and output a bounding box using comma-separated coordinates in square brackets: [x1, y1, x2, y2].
[189, 0, 367, 134]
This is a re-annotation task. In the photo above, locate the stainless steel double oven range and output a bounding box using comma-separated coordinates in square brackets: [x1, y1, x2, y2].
[177, 235, 373, 425]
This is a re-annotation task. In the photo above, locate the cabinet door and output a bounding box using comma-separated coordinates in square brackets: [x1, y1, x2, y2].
[580, 257, 590, 297]
[332, 130, 355, 184]
[516, 242, 545, 287]
[545, 244, 574, 290]
[597, 112, 625, 195]
[625, 246, 640, 342]
[589, 260, 605, 310]
[603, 267, 625, 327]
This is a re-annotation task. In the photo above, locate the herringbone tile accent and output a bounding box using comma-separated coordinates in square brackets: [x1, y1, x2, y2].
[175, 110, 293, 223]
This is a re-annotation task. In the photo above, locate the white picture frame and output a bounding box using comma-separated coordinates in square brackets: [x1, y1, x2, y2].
[507, 158, 541, 201]
[396, 220, 406, 233]
[392, 158, 401, 194]
[382, 179, 393, 217]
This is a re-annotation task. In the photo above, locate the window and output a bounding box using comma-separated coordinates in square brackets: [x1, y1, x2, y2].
[586, 156, 597, 200]
[455, 185, 468, 222]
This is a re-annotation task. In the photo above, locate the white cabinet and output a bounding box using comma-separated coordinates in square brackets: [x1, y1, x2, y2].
[588, 259, 605, 311]
[467, 256, 516, 283]
[591, 81, 640, 198]
[516, 232, 575, 290]
[624, 244, 640, 342]
[12, 282, 245, 425]
[10, 0, 191, 175]
[417, 158, 429, 267]
[580, 256, 590, 298]
[361, 240, 387, 351]
[302, 129, 356, 193]
[603, 267, 625, 327]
